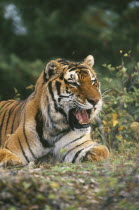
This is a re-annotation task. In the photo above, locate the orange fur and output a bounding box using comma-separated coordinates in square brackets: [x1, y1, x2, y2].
[0, 55, 110, 166]
[83, 145, 110, 161]
[0, 148, 23, 166]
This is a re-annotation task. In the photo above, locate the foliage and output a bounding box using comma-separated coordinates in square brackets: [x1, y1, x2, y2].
[93, 51, 139, 149]
[0, 0, 138, 63]
[0, 54, 44, 100]
[0, 150, 139, 210]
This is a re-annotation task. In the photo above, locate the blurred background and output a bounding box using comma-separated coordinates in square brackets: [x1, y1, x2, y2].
[0, 0, 139, 148]
[0, 0, 139, 100]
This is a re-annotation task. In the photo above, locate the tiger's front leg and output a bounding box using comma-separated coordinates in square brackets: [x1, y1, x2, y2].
[54, 131, 109, 163]
[83, 145, 110, 162]
[0, 148, 23, 167]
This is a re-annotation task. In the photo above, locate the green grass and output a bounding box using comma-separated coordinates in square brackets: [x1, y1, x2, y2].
[0, 147, 139, 210]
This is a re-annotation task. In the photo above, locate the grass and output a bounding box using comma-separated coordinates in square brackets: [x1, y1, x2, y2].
[0, 146, 139, 210]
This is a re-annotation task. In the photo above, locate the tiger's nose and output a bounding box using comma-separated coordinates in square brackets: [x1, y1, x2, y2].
[87, 98, 99, 106]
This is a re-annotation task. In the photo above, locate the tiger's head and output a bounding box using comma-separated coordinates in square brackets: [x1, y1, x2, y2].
[40, 55, 102, 131]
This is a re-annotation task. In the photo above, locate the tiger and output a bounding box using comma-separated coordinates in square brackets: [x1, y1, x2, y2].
[0, 55, 109, 166]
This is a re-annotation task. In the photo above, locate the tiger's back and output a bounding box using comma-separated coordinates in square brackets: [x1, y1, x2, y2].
[0, 100, 24, 146]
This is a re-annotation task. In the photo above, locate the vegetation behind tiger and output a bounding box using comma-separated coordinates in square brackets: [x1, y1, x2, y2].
[0, 1, 139, 209]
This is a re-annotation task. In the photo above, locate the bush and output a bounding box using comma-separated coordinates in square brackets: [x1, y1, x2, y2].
[93, 51, 139, 150]
[0, 54, 44, 100]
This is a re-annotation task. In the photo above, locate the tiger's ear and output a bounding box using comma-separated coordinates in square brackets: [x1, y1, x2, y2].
[44, 61, 58, 79]
[83, 55, 94, 67]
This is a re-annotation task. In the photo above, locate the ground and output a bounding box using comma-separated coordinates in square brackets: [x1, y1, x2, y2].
[0, 146, 139, 210]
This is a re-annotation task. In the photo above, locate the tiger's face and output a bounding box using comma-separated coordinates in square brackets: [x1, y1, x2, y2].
[43, 55, 102, 130]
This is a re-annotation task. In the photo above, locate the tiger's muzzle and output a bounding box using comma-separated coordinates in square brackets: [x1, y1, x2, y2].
[68, 81, 101, 130]
[69, 108, 92, 130]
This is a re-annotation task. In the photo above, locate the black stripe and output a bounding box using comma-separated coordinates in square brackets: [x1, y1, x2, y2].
[64, 135, 84, 148]
[18, 100, 27, 124]
[0, 101, 14, 145]
[37, 94, 69, 145]
[69, 67, 77, 72]
[35, 111, 54, 148]
[11, 107, 20, 134]
[0, 109, 9, 145]
[59, 73, 64, 80]
[48, 69, 55, 78]
[23, 113, 36, 159]
[18, 137, 29, 163]
[58, 95, 69, 103]
[54, 128, 70, 143]
[59, 95, 69, 98]
[47, 97, 59, 128]
[72, 143, 94, 163]
[0, 101, 14, 115]
[4, 102, 20, 135]
[47, 103, 54, 125]
[78, 66, 88, 70]
[55, 106, 67, 119]
[55, 81, 61, 96]
[64, 79, 69, 85]
[72, 149, 84, 163]
[10, 102, 24, 134]
[48, 81, 67, 118]
[63, 140, 91, 161]
[36, 99, 68, 147]
[57, 59, 69, 65]
[18, 100, 27, 125]
[48, 81, 56, 102]
[0, 102, 9, 113]
[69, 66, 88, 72]
[0, 101, 13, 107]
[39, 138, 53, 148]
[43, 69, 49, 83]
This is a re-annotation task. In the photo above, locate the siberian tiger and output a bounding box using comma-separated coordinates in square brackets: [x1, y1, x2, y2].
[0, 55, 109, 166]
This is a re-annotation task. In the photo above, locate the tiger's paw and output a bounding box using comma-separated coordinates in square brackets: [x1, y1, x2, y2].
[0, 148, 23, 167]
[83, 145, 110, 162]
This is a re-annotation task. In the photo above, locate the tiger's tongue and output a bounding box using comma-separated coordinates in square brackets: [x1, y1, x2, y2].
[75, 110, 89, 124]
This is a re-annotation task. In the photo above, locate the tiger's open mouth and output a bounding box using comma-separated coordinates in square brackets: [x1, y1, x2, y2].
[69, 108, 92, 129]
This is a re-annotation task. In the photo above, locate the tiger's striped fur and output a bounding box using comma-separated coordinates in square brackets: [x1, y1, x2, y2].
[0, 55, 109, 166]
